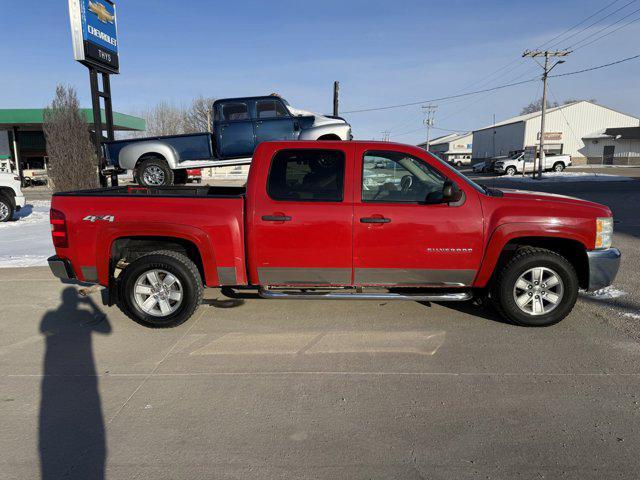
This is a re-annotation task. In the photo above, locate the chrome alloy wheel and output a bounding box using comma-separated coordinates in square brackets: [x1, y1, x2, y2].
[0, 202, 9, 221]
[133, 269, 183, 317]
[142, 165, 165, 186]
[513, 267, 564, 316]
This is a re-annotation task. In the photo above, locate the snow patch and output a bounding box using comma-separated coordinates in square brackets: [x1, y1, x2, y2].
[503, 172, 633, 183]
[622, 312, 640, 320]
[584, 286, 628, 299]
[0, 200, 54, 268]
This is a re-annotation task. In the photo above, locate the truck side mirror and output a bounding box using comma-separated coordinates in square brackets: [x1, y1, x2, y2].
[442, 180, 463, 204]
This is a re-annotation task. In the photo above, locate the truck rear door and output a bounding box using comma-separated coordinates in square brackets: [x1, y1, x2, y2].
[247, 145, 354, 286]
[215, 100, 255, 158]
[352, 145, 484, 287]
[254, 99, 296, 144]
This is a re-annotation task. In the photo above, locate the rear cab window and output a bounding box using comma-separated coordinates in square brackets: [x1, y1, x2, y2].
[267, 149, 345, 202]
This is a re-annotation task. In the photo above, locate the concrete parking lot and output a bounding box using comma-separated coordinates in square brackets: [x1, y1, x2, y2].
[2, 176, 640, 479]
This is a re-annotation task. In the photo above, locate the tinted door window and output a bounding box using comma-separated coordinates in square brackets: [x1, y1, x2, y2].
[221, 102, 250, 121]
[267, 149, 345, 202]
[362, 151, 446, 203]
[256, 100, 289, 119]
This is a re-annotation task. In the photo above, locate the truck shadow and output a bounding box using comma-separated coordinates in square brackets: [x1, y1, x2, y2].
[39, 287, 111, 480]
[424, 300, 513, 326]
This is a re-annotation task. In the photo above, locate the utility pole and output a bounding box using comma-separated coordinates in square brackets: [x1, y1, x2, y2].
[421, 104, 437, 151]
[523, 49, 570, 179]
[333, 81, 340, 116]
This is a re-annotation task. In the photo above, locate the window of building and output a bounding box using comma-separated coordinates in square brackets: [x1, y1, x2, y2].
[267, 149, 345, 202]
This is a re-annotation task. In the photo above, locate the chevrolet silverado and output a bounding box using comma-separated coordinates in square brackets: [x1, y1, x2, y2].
[47, 141, 620, 328]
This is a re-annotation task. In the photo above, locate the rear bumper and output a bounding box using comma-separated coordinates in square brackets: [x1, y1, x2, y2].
[47, 255, 75, 280]
[587, 248, 621, 291]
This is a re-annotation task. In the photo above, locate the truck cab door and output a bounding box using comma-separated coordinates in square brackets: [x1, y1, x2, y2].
[246, 145, 355, 286]
[254, 99, 296, 145]
[214, 101, 255, 158]
[353, 146, 484, 287]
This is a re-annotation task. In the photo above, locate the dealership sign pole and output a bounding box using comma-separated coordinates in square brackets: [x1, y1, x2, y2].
[68, 0, 120, 187]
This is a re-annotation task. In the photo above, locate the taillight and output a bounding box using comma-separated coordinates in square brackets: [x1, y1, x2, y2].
[50, 209, 68, 248]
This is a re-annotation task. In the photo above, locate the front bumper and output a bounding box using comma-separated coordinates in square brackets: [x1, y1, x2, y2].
[587, 248, 621, 291]
[47, 255, 75, 280]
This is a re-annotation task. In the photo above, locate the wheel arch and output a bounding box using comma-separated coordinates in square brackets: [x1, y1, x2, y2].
[110, 236, 207, 284]
[475, 226, 590, 289]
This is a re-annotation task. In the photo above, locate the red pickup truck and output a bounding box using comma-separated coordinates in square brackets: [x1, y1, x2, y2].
[47, 140, 620, 328]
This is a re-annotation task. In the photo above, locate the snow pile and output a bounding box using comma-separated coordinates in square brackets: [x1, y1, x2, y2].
[583, 286, 628, 299]
[504, 172, 633, 183]
[0, 200, 54, 268]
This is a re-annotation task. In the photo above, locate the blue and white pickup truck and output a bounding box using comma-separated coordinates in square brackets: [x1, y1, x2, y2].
[105, 95, 352, 186]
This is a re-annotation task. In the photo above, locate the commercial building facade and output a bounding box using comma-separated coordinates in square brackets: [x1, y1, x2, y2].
[472, 101, 640, 165]
[582, 126, 640, 165]
[418, 132, 472, 164]
[0, 109, 145, 181]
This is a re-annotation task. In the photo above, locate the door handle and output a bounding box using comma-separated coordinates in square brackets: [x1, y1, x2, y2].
[360, 217, 391, 224]
[262, 215, 292, 222]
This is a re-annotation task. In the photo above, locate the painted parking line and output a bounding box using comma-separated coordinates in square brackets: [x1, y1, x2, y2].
[190, 330, 446, 356]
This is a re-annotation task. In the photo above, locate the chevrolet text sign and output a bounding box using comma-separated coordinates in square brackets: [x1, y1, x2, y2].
[68, 0, 119, 73]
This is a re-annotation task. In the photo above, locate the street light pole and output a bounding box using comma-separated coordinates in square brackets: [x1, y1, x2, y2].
[523, 49, 570, 179]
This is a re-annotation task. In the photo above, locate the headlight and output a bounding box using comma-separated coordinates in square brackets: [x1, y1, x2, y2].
[595, 217, 613, 249]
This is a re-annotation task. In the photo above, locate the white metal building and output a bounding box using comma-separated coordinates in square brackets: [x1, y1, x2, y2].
[582, 126, 640, 165]
[418, 132, 472, 164]
[472, 101, 640, 164]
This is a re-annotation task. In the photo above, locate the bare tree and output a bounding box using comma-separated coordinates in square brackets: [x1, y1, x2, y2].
[520, 98, 559, 115]
[183, 96, 216, 133]
[43, 85, 98, 192]
[133, 101, 186, 137]
[563, 98, 597, 105]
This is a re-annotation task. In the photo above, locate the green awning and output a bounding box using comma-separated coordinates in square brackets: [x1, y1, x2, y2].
[0, 109, 145, 131]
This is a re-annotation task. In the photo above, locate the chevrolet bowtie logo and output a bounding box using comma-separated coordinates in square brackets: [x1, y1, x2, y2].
[88, 0, 115, 24]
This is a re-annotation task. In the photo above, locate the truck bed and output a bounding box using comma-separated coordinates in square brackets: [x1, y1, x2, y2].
[53, 185, 246, 198]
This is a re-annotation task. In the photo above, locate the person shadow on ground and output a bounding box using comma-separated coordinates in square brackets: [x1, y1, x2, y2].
[39, 287, 112, 480]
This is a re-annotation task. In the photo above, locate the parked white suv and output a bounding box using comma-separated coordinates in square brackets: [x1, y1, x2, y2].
[0, 171, 26, 222]
[494, 152, 572, 176]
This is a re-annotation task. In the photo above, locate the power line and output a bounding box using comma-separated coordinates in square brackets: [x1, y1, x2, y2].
[344, 53, 640, 115]
[342, 77, 538, 114]
[571, 11, 640, 51]
[550, 52, 640, 77]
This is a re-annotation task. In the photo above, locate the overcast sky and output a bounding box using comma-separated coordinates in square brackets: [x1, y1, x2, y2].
[2, 0, 639, 144]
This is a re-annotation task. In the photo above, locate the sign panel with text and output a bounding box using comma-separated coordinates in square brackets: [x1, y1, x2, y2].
[68, 0, 119, 73]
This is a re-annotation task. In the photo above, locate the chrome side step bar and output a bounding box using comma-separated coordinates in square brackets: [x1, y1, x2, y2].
[259, 288, 472, 302]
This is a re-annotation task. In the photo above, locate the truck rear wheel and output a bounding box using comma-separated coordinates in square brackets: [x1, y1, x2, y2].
[491, 247, 578, 326]
[553, 162, 565, 172]
[117, 250, 203, 328]
[138, 158, 174, 187]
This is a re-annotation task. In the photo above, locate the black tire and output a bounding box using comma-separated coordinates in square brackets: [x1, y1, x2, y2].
[174, 170, 188, 185]
[116, 250, 203, 328]
[505, 166, 517, 176]
[553, 162, 565, 172]
[491, 247, 578, 327]
[138, 158, 174, 187]
[0, 195, 14, 222]
[455, 161, 463, 167]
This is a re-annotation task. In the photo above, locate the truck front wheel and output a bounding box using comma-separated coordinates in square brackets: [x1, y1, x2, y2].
[505, 166, 517, 176]
[491, 247, 578, 326]
[138, 158, 174, 187]
[117, 250, 203, 328]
